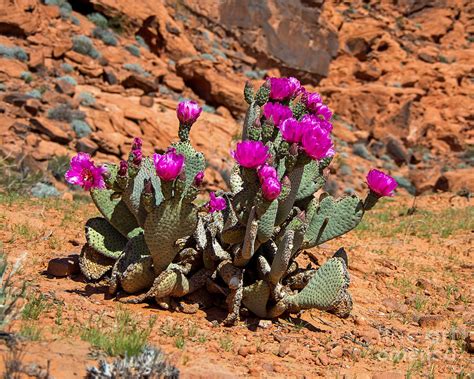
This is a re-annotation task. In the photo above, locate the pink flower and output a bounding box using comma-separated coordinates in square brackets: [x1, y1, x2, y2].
[280, 118, 307, 144]
[366, 169, 398, 197]
[304, 92, 322, 112]
[258, 164, 277, 183]
[177, 100, 202, 126]
[152, 149, 185, 181]
[269, 77, 301, 101]
[194, 171, 204, 186]
[316, 104, 332, 121]
[301, 126, 335, 160]
[300, 114, 333, 133]
[261, 176, 281, 201]
[231, 141, 269, 169]
[262, 102, 293, 127]
[132, 137, 142, 151]
[118, 160, 128, 176]
[65, 152, 107, 190]
[208, 192, 227, 213]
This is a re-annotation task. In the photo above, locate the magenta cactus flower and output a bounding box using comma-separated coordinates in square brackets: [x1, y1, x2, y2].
[366, 169, 398, 197]
[280, 118, 307, 144]
[301, 126, 335, 160]
[118, 160, 128, 176]
[194, 171, 204, 186]
[261, 176, 282, 201]
[300, 114, 333, 133]
[258, 164, 277, 183]
[269, 77, 301, 101]
[65, 152, 107, 190]
[262, 102, 293, 127]
[132, 137, 142, 151]
[177, 100, 202, 126]
[231, 141, 269, 169]
[208, 192, 227, 213]
[152, 149, 185, 181]
[304, 92, 322, 112]
[316, 104, 332, 121]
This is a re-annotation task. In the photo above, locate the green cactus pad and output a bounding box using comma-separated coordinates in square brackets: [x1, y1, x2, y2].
[295, 160, 325, 201]
[275, 165, 304, 225]
[116, 234, 155, 294]
[303, 195, 364, 248]
[79, 244, 115, 280]
[144, 198, 198, 273]
[242, 280, 270, 318]
[257, 199, 278, 243]
[122, 158, 163, 226]
[90, 189, 139, 238]
[286, 257, 350, 312]
[85, 217, 127, 259]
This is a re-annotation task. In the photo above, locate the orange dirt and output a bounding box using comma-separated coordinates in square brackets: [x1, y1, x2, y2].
[1, 193, 472, 378]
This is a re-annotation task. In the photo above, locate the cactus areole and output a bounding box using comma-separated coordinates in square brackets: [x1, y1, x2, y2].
[66, 77, 398, 326]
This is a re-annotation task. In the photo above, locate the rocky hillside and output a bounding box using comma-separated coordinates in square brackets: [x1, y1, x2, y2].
[0, 0, 472, 196]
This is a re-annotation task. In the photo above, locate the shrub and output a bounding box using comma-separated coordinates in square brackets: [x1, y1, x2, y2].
[0, 45, 28, 62]
[72, 119, 92, 138]
[44, 0, 72, 19]
[61, 63, 74, 73]
[47, 104, 85, 122]
[72, 35, 100, 59]
[78, 91, 95, 106]
[57, 75, 77, 86]
[125, 44, 140, 57]
[87, 12, 108, 28]
[30, 182, 60, 198]
[0, 252, 27, 329]
[92, 27, 118, 46]
[123, 63, 150, 77]
[135, 35, 149, 50]
[87, 346, 179, 379]
[20, 71, 33, 84]
[26, 90, 42, 99]
[80, 308, 156, 357]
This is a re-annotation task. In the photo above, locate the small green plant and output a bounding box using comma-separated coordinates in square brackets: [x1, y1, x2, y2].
[0, 44, 28, 62]
[71, 119, 92, 138]
[78, 91, 95, 106]
[72, 35, 100, 59]
[81, 308, 156, 357]
[19, 322, 42, 341]
[57, 75, 77, 86]
[92, 27, 118, 46]
[20, 71, 33, 84]
[22, 293, 50, 320]
[87, 12, 108, 28]
[47, 104, 85, 122]
[125, 44, 141, 57]
[61, 63, 74, 73]
[135, 35, 149, 50]
[123, 63, 151, 77]
[0, 252, 26, 329]
[219, 336, 233, 352]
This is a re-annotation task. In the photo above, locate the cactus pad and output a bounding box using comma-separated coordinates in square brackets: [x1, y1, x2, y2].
[79, 244, 115, 280]
[85, 217, 127, 259]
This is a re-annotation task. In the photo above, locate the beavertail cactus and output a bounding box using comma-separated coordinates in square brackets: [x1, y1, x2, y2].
[66, 78, 397, 325]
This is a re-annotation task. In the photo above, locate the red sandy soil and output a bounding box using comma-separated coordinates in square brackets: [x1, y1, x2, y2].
[0, 193, 472, 378]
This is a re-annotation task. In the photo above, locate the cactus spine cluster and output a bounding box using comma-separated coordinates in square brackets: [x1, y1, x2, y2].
[77, 78, 381, 325]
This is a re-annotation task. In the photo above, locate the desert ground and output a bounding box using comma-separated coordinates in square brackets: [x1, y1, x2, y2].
[0, 191, 472, 378]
